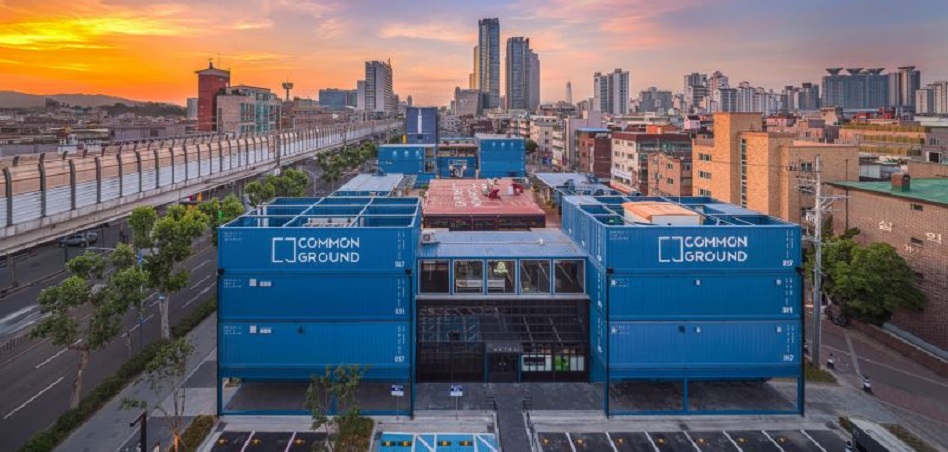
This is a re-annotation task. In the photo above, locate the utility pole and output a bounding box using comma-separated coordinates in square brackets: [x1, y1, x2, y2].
[797, 155, 846, 369]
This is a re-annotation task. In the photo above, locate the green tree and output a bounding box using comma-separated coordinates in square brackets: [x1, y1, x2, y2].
[305, 365, 373, 452]
[245, 180, 276, 208]
[31, 244, 148, 408]
[244, 169, 310, 207]
[525, 139, 539, 154]
[830, 243, 925, 324]
[130, 205, 209, 339]
[198, 194, 246, 245]
[122, 338, 195, 452]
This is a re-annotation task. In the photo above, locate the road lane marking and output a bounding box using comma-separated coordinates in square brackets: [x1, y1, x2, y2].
[192, 275, 211, 287]
[761, 431, 786, 452]
[129, 314, 155, 333]
[193, 259, 210, 270]
[183, 285, 214, 308]
[644, 432, 661, 452]
[722, 431, 743, 451]
[34, 347, 69, 369]
[845, 332, 862, 376]
[682, 431, 702, 452]
[4, 376, 65, 419]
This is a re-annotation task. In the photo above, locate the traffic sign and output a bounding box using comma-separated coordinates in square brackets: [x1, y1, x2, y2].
[450, 384, 463, 397]
[390, 384, 404, 397]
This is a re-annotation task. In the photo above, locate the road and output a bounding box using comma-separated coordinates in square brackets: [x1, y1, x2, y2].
[0, 243, 218, 452]
[806, 314, 948, 449]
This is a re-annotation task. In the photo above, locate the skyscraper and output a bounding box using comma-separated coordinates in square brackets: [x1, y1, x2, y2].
[477, 18, 501, 110]
[471, 45, 479, 90]
[593, 69, 630, 115]
[365, 60, 394, 114]
[888, 66, 921, 111]
[566, 81, 573, 105]
[505, 37, 539, 111]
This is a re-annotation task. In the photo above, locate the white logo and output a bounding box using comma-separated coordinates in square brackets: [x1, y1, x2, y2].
[658, 235, 749, 263]
[271, 237, 361, 264]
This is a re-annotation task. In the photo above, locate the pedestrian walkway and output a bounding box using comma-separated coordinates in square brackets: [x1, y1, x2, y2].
[495, 398, 531, 452]
[56, 313, 219, 452]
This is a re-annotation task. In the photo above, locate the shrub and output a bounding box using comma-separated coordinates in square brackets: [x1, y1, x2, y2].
[804, 361, 837, 383]
[170, 415, 216, 452]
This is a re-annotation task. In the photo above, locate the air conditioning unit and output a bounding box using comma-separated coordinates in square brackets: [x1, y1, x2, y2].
[421, 229, 439, 244]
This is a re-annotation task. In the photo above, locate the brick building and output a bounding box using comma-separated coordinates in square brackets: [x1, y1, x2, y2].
[830, 175, 948, 350]
[195, 62, 230, 132]
[693, 112, 860, 224]
[647, 152, 692, 197]
[837, 123, 948, 158]
[576, 128, 612, 179]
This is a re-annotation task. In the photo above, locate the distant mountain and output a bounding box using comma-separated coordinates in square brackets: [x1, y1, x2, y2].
[0, 90, 143, 109]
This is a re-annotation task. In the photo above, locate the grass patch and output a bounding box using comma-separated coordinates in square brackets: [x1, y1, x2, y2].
[170, 414, 216, 452]
[804, 361, 838, 383]
[885, 424, 938, 452]
[838, 415, 853, 432]
[18, 297, 217, 452]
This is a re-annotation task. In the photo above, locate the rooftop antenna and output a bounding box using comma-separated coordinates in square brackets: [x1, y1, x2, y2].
[282, 79, 294, 101]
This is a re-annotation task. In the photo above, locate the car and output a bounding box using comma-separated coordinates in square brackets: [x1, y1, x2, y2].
[58, 232, 98, 247]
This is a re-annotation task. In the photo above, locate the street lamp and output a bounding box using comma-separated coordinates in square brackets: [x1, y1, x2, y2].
[129, 411, 147, 452]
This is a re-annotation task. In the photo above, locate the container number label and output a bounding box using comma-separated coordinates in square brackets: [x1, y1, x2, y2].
[782, 260, 794, 267]
[783, 354, 795, 362]
[394, 308, 405, 315]
[393, 355, 405, 363]
[782, 307, 794, 314]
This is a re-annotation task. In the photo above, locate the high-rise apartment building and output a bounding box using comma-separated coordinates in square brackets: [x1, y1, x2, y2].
[593, 69, 630, 115]
[888, 66, 921, 111]
[195, 61, 231, 132]
[455, 88, 482, 117]
[683, 73, 709, 113]
[356, 80, 366, 111]
[638, 87, 673, 113]
[692, 113, 859, 224]
[477, 18, 501, 110]
[505, 37, 539, 111]
[365, 60, 394, 115]
[318, 88, 349, 110]
[798, 83, 821, 111]
[471, 45, 479, 90]
[565, 81, 573, 105]
[915, 81, 948, 115]
[712, 88, 738, 113]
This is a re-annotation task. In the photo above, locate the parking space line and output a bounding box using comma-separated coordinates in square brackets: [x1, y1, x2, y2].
[237, 430, 255, 452]
[565, 432, 578, 452]
[845, 332, 862, 376]
[682, 432, 702, 452]
[644, 432, 661, 452]
[605, 432, 619, 452]
[282, 432, 296, 452]
[722, 431, 743, 451]
[761, 431, 786, 452]
[4, 376, 64, 419]
[799, 430, 828, 452]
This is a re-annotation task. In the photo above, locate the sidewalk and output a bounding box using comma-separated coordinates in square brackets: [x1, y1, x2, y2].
[56, 313, 219, 452]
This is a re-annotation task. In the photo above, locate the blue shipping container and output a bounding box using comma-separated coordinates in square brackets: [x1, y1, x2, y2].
[219, 321, 410, 380]
[608, 274, 801, 320]
[609, 320, 800, 380]
[436, 156, 477, 178]
[220, 274, 410, 320]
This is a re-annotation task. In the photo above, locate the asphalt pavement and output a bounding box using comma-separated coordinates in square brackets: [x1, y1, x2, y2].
[0, 242, 219, 452]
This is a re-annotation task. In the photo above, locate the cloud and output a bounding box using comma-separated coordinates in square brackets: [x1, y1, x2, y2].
[378, 19, 475, 43]
[232, 19, 274, 30]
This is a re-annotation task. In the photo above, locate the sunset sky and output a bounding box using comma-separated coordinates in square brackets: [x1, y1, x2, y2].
[1, 0, 946, 106]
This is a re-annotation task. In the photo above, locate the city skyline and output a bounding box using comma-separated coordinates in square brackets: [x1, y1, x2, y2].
[1, 0, 947, 106]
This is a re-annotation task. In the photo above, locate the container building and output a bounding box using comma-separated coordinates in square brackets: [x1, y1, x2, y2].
[378, 144, 434, 187]
[560, 194, 803, 414]
[218, 191, 803, 416]
[475, 133, 526, 178]
[535, 172, 624, 207]
[218, 196, 421, 414]
[332, 173, 410, 197]
[422, 179, 545, 230]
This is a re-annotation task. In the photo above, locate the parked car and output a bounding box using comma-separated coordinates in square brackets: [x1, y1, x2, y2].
[58, 232, 98, 247]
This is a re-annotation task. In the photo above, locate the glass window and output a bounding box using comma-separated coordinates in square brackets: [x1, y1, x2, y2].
[554, 260, 585, 294]
[420, 260, 449, 293]
[454, 260, 484, 294]
[487, 260, 516, 293]
[519, 260, 551, 294]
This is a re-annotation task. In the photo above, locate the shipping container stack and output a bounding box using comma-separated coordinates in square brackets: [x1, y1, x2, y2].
[217, 196, 421, 414]
[561, 195, 804, 415]
[475, 133, 526, 179]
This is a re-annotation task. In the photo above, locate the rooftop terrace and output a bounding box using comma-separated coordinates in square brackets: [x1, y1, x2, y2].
[222, 196, 421, 229]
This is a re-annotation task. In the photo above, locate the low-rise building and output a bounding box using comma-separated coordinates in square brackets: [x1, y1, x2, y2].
[693, 112, 860, 224]
[216, 85, 281, 136]
[830, 175, 948, 351]
[576, 128, 612, 180]
[837, 123, 948, 158]
[611, 132, 691, 195]
[529, 116, 557, 162]
[647, 152, 692, 197]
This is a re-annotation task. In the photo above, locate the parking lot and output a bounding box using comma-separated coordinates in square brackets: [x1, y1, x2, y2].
[538, 429, 848, 451]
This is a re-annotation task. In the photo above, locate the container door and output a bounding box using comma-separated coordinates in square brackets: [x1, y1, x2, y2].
[488, 353, 519, 383]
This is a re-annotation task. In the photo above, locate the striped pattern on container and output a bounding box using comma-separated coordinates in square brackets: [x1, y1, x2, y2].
[75, 182, 97, 208]
[173, 164, 186, 183]
[121, 173, 139, 196]
[100, 178, 120, 201]
[11, 192, 42, 224]
[44, 186, 72, 215]
[141, 170, 156, 191]
[186, 161, 198, 180]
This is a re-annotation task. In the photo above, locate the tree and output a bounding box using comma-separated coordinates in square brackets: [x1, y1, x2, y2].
[245, 180, 275, 208]
[122, 338, 195, 452]
[829, 243, 925, 325]
[244, 169, 310, 207]
[198, 194, 246, 245]
[31, 245, 148, 408]
[305, 365, 373, 452]
[525, 139, 539, 155]
[130, 205, 209, 339]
